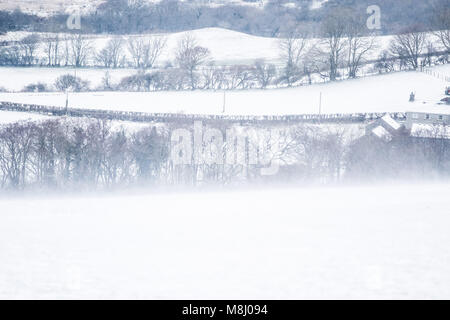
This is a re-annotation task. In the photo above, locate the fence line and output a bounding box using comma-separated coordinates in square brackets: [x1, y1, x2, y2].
[420, 68, 450, 82]
[0, 101, 407, 125]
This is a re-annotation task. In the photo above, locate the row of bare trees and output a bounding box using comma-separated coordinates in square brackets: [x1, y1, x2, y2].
[0, 120, 169, 190]
[1, 119, 450, 191]
[114, 24, 447, 92]
[1, 17, 449, 92]
[0, 33, 169, 69]
[0, 34, 41, 66]
[0, 119, 348, 190]
[278, 7, 450, 85]
[278, 10, 381, 85]
[117, 62, 277, 91]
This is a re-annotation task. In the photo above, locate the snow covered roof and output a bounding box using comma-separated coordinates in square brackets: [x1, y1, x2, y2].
[310, 0, 328, 10]
[381, 114, 402, 131]
[407, 104, 450, 116]
[411, 123, 450, 139]
[372, 125, 393, 142]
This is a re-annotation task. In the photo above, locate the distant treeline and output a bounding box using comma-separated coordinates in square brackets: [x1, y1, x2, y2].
[0, 0, 449, 36]
[0, 119, 449, 191]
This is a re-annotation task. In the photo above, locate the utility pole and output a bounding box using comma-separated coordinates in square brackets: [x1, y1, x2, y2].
[65, 89, 69, 115]
[222, 91, 226, 113]
[319, 92, 322, 116]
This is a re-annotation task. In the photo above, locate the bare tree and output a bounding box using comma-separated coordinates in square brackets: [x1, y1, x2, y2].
[61, 34, 71, 66]
[43, 35, 54, 66]
[55, 74, 90, 92]
[423, 41, 437, 67]
[175, 33, 211, 90]
[96, 37, 125, 68]
[252, 60, 276, 89]
[431, 0, 450, 52]
[345, 15, 377, 78]
[0, 122, 36, 188]
[127, 36, 167, 69]
[0, 45, 21, 66]
[201, 64, 225, 90]
[19, 34, 40, 65]
[279, 28, 308, 86]
[228, 65, 255, 89]
[70, 34, 93, 67]
[302, 47, 317, 84]
[375, 50, 395, 74]
[43, 34, 61, 66]
[389, 28, 428, 70]
[102, 129, 132, 187]
[316, 10, 348, 81]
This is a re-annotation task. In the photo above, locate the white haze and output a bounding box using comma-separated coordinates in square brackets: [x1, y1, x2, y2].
[1, 183, 450, 299]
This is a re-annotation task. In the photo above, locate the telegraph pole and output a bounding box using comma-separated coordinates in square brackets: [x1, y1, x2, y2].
[222, 91, 226, 113]
[319, 92, 322, 116]
[65, 89, 69, 115]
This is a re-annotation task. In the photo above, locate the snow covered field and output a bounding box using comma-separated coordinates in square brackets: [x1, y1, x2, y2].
[1, 65, 449, 116]
[0, 111, 162, 133]
[0, 67, 137, 92]
[0, 111, 48, 124]
[1, 183, 450, 299]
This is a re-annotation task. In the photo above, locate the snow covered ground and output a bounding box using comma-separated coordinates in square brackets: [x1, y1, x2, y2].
[1, 183, 450, 299]
[0, 67, 137, 92]
[1, 65, 448, 116]
[0, 111, 48, 124]
[0, 111, 161, 133]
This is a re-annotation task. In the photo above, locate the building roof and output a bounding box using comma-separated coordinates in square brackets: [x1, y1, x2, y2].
[410, 123, 450, 139]
[407, 102, 450, 115]
[372, 125, 393, 142]
[381, 114, 402, 131]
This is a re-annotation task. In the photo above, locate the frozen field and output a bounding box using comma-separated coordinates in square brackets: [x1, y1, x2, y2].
[1, 65, 449, 116]
[0, 67, 137, 92]
[1, 183, 450, 299]
[0, 111, 48, 124]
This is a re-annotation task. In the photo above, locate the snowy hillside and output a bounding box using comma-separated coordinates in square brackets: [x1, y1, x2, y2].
[0, 27, 401, 67]
[1, 65, 448, 116]
[0, 28, 286, 69]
